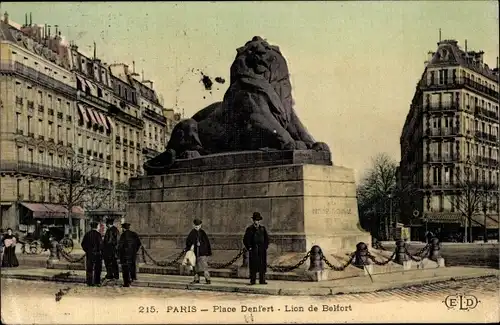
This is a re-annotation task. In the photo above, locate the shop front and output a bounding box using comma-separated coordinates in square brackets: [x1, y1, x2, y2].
[18, 202, 87, 242]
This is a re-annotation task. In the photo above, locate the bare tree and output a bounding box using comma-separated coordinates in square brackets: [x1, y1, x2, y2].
[357, 153, 399, 239]
[448, 167, 498, 243]
[54, 154, 112, 237]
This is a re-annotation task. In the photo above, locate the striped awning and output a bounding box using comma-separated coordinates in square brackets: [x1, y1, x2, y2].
[76, 75, 86, 88]
[77, 104, 89, 123]
[106, 115, 115, 130]
[86, 107, 98, 124]
[86, 81, 98, 97]
[96, 111, 109, 130]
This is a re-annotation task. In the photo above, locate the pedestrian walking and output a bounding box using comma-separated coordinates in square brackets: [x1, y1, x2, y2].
[1, 228, 19, 268]
[185, 219, 212, 284]
[81, 222, 103, 287]
[103, 218, 120, 281]
[243, 212, 269, 285]
[118, 222, 141, 287]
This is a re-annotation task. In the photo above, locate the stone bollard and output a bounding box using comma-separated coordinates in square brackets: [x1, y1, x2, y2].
[308, 245, 324, 272]
[305, 246, 329, 281]
[46, 239, 60, 268]
[237, 249, 250, 278]
[428, 237, 445, 266]
[394, 240, 412, 270]
[354, 242, 371, 267]
[394, 239, 407, 264]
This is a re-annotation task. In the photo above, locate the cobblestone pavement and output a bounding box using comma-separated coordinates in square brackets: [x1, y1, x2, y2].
[2, 275, 498, 302]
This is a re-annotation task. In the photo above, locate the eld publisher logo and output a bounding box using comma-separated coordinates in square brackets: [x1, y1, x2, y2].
[443, 294, 481, 311]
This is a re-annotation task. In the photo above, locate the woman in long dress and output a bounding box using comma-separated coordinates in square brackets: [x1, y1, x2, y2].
[2, 228, 19, 267]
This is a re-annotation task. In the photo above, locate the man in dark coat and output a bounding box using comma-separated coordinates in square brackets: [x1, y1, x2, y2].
[185, 219, 212, 284]
[81, 222, 103, 287]
[243, 212, 269, 285]
[103, 218, 120, 280]
[118, 223, 142, 287]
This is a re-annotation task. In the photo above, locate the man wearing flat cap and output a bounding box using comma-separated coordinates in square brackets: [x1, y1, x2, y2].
[103, 218, 120, 281]
[185, 219, 212, 284]
[118, 222, 142, 287]
[243, 212, 269, 285]
[81, 221, 103, 286]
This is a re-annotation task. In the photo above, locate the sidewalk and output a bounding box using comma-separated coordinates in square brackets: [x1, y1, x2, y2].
[2, 266, 498, 296]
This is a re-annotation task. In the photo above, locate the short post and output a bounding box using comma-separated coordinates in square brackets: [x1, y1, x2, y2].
[428, 237, 441, 261]
[47, 238, 60, 268]
[394, 239, 407, 264]
[237, 249, 249, 278]
[308, 245, 324, 272]
[354, 242, 370, 267]
[305, 246, 328, 281]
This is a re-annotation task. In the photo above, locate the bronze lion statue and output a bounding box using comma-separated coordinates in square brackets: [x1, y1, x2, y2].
[144, 36, 330, 174]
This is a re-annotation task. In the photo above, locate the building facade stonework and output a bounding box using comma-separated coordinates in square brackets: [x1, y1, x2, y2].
[399, 39, 499, 241]
[0, 13, 175, 237]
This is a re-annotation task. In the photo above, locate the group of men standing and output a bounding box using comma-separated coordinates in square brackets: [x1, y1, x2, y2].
[81, 219, 141, 287]
[81, 211, 271, 287]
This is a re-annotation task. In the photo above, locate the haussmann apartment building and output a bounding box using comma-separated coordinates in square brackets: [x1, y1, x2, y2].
[399, 39, 500, 242]
[0, 13, 176, 241]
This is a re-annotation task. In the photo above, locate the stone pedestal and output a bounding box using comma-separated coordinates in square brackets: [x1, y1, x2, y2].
[127, 153, 370, 256]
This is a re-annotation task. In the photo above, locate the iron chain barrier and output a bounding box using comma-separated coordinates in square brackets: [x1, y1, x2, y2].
[322, 252, 356, 271]
[209, 248, 246, 269]
[404, 243, 431, 262]
[141, 247, 185, 267]
[57, 245, 86, 263]
[367, 251, 396, 265]
[267, 251, 311, 273]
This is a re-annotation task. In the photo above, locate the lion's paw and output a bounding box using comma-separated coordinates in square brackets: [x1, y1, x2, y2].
[311, 142, 330, 152]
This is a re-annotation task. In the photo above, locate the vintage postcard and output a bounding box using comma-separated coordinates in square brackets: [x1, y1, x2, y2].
[0, 1, 499, 324]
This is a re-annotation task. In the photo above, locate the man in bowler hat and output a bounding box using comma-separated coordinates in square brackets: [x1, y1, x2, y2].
[118, 222, 142, 287]
[103, 218, 120, 281]
[243, 212, 269, 285]
[81, 221, 103, 286]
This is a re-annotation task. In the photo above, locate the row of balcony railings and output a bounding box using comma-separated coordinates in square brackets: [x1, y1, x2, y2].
[474, 131, 498, 143]
[474, 107, 499, 121]
[425, 102, 500, 119]
[0, 62, 75, 95]
[426, 153, 499, 166]
[424, 128, 498, 141]
[420, 77, 499, 99]
[1, 62, 144, 127]
[143, 108, 167, 124]
[425, 127, 460, 136]
[0, 161, 114, 186]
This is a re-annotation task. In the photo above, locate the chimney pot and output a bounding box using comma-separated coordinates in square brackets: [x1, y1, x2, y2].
[3, 12, 9, 24]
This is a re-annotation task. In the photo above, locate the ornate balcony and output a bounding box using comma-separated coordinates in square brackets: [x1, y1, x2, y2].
[426, 127, 461, 137]
[0, 161, 82, 180]
[475, 107, 499, 122]
[426, 153, 460, 163]
[420, 77, 499, 100]
[0, 62, 76, 97]
[475, 131, 498, 144]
